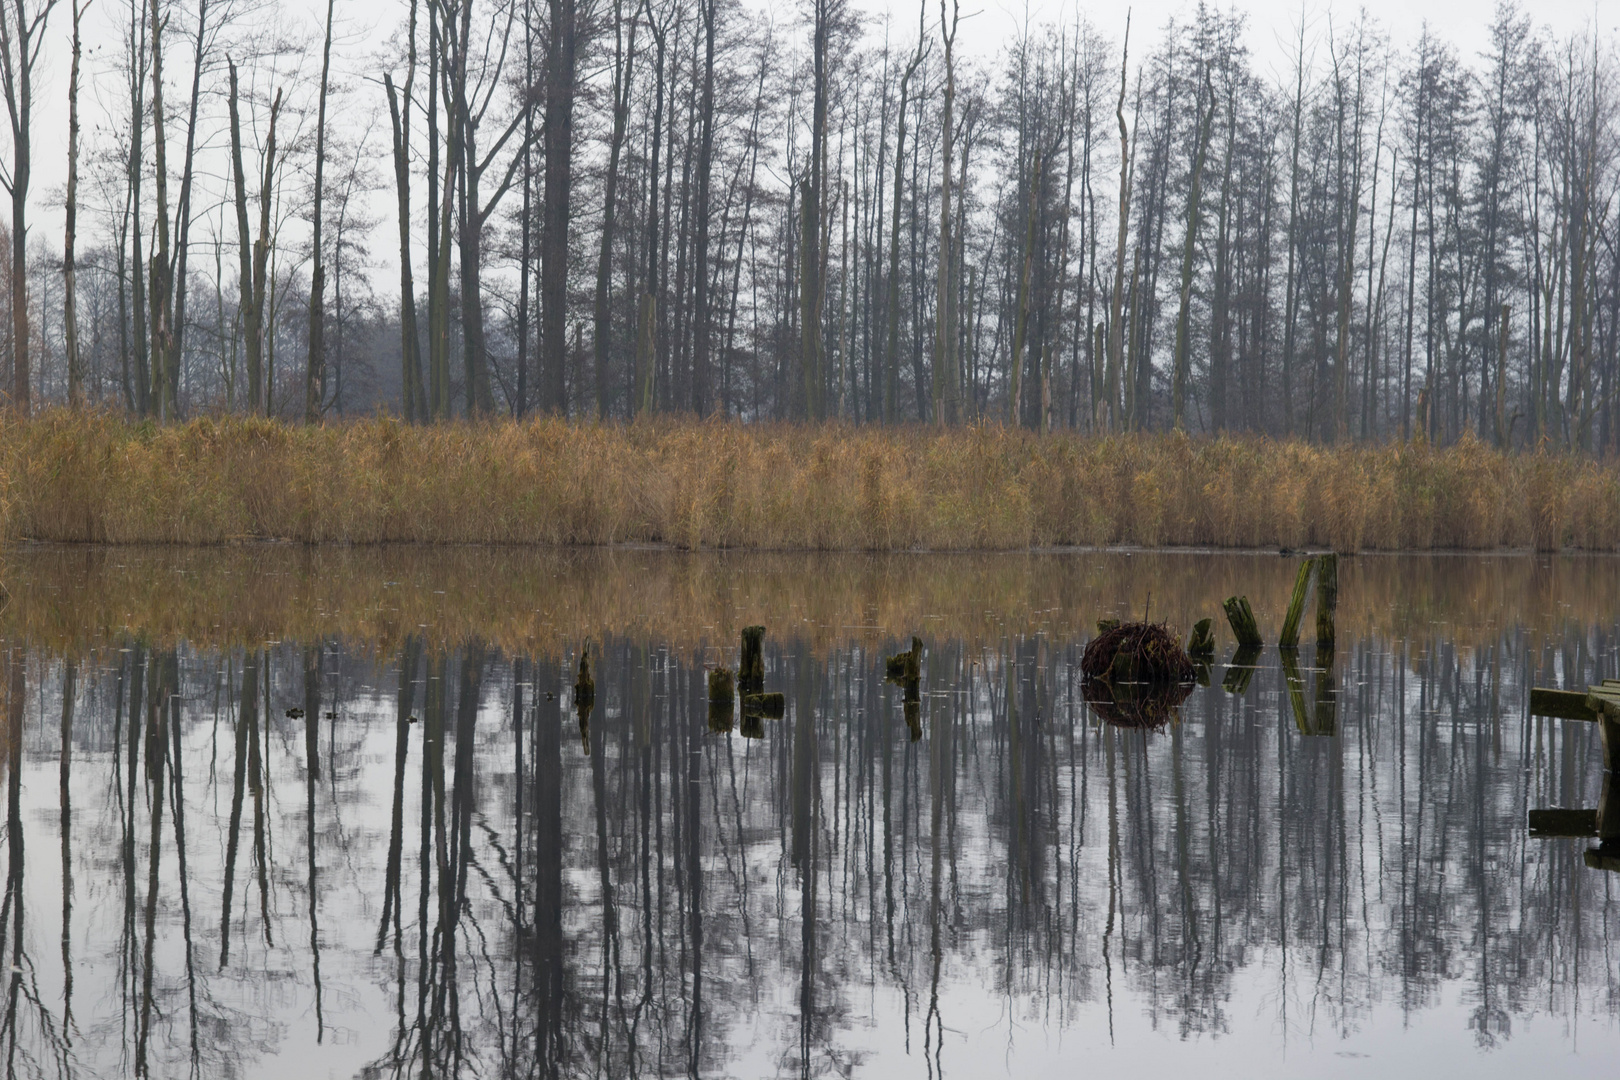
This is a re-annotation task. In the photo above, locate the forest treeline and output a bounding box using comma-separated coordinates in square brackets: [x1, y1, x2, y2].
[0, 0, 1615, 447]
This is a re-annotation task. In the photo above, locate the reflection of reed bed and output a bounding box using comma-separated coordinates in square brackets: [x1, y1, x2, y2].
[10, 413, 1620, 551]
[1081, 679, 1195, 729]
[6, 543, 1620, 656]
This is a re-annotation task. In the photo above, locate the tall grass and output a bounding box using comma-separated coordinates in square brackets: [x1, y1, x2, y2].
[9, 410, 1620, 550]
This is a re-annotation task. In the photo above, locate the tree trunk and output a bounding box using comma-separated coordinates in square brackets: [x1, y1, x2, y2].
[540, 0, 581, 414]
[1106, 17, 1132, 433]
[690, 0, 717, 414]
[306, 0, 335, 423]
[592, 0, 634, 418]
[1171, 66, 1215, 430]
[64, 0, 84, 408]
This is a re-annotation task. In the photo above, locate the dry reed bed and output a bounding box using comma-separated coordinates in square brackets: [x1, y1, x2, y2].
[7, 411, 1620, 550]
[4, 544, 1613, 658]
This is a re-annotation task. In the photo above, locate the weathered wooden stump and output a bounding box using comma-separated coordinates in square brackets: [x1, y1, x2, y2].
[708, 700, 735, 734]
[1278, 558, 1316, 648]
[1222, 596, 1263, 649]
[739, 714, 765, 740]
[1315, 554, 1338, 647]
[1186, 618, 1215, 659]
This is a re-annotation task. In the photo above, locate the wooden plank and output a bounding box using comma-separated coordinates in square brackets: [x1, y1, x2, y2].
[1584, 687, 1620, 719]
[1584, 846, 1620, 873]
[1530, 687, 1597, 721]
[1528, 808, 1599, 838]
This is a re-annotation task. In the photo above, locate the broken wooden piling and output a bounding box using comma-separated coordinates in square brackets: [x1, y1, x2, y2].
[1315, 554, 1338, 647]
[1187, 618, 1215, 659]
[1222, 596, 1263, 649]
[1278, 558, 1316, 649]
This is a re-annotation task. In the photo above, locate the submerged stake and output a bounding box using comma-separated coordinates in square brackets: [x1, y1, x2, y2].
[1278, 557, 1316, 649]
[1315, 554, 1338, 646]
[1222, 596, 1263, 649]
[1187, 618, 1215, 658]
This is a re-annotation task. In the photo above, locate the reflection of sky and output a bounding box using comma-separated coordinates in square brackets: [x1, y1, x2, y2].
[5, 563, 1620, 1076]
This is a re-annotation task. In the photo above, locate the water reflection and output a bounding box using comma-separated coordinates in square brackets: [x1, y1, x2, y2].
[0, 552, 1617, 1076]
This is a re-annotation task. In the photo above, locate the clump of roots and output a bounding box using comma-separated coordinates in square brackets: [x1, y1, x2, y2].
[1080, 621, 1195, 685]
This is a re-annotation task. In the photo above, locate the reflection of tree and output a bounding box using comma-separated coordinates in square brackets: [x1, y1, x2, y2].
[0, 620, 1613, 1075]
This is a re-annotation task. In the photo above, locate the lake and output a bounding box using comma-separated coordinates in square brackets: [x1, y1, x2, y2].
[1, 546, 1617, 1078]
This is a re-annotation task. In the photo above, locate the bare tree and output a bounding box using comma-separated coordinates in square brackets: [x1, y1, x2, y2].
[64, 0, 87, 408]
[0, 0, 56, 412]
[307, 0, 336, 422]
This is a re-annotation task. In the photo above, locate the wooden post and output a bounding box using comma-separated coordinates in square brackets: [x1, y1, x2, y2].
[1222, 596, 1263, 649]
[1278, 557, 1316, 648]
[1599, 772, 1620, 840]
[1187, 618, 1215, 658]
[739, 625, 766, 691]
[1315, 554, 1338, 647]
[1602, 715, 1620, 774]
[708, 700, 735, 734]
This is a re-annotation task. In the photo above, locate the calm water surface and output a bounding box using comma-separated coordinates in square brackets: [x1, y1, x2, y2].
[2, 547, 1619, 1078]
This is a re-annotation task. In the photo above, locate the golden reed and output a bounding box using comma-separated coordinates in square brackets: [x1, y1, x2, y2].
[8, 410, 1620, 550]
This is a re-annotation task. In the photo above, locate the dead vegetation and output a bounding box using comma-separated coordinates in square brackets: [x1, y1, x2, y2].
[7, 411, 1620, 550]
[1081, 622, 1196, 684]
